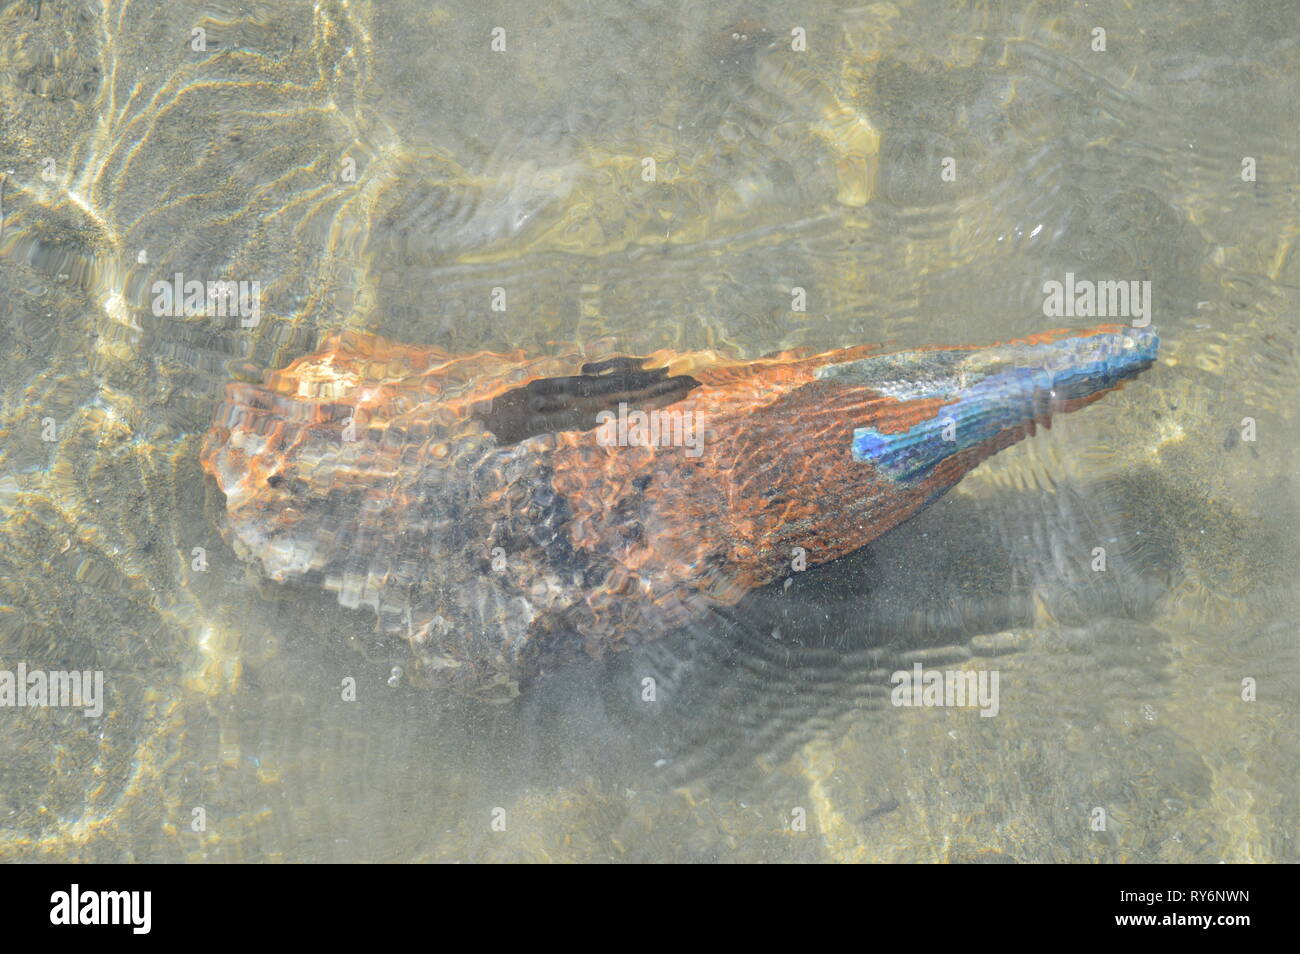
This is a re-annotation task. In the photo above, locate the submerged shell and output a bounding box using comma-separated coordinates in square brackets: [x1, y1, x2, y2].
[201, 324, 1156, 696]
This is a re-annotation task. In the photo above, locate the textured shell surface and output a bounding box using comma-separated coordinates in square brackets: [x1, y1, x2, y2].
[202, 324, 1158, 697]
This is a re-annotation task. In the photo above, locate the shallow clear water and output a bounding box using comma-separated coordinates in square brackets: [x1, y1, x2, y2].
[0, 0, 1295, 862]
